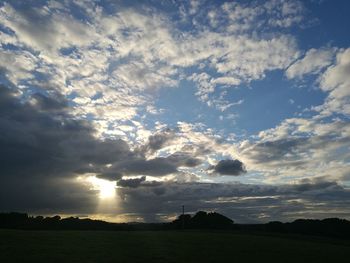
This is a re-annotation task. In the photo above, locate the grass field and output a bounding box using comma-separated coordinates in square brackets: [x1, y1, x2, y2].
[1, 229, 349, 262]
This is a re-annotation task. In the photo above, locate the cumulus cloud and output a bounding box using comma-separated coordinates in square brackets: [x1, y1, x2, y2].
[117, 176, 146, 188]
[208, 159, 247, 176]
[143, 129, 175, 153]
[0, 0, 301, 123]
[1, 83, 349, 221]
[0, 0, 349, 222]
[0, 85, 130, 180]
[238, 117, 350, 181]
[285, 48, 350, 118]
[316, 48, 350, 116]
[0, 85, 202, 212]
[0, 85, 119, 213]
[286, 48, 336, 79]
[207, 0, 304, 32]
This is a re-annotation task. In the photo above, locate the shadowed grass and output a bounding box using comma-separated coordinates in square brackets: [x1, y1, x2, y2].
[1, 229, 349, 262]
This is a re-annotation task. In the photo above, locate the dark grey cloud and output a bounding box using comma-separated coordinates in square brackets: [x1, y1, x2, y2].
[94, 135, 203, 180]
[99, 153, 201, 181]
[292, 180, 340, 193]
[146, 129, 174, 152]
[117, 180, 350, 223]
[0, 85, 130, 180]
[0, 176, 98, 214]
[0, 85, 203, 182]
[97, 158, 177, 181]
[246, 138, 308, 164]
[117, 176, 146, 188]
[30, 92, 68, 112]
[242, 130, 350, 168]
[166, 152, 202, 167]
[0, 85, 131, 212]
[0, 85, 205, 213]
[1, 85, 349, 222]
[139, 130, 202, 166]
[208, 159, 246, 176]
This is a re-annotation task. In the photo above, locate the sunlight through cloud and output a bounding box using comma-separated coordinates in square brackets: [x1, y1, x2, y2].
[81, 176, 117, 199]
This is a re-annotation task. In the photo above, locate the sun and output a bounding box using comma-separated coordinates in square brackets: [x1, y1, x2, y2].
[85, 176, 116, 199]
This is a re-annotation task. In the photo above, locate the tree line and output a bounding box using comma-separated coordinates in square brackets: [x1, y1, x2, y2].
[1, 211, 350, 238]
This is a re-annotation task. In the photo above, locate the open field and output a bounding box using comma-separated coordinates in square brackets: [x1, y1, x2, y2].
[1, 229, 349, 263]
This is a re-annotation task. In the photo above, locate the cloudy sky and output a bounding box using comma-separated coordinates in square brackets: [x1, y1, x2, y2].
[0, 0, 350, 223]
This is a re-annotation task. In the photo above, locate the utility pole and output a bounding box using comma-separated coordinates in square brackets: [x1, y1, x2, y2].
[182, 205, 185, 230]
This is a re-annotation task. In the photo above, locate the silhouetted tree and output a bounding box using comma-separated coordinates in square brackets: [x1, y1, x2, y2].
[172, 211, 234, 229]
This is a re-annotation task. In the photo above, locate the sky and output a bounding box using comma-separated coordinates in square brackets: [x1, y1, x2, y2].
[0, 0, 349, 223]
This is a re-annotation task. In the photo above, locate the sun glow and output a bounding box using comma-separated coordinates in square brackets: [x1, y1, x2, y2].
[77, 175, 120, 215]
[85, 176, 116, 199]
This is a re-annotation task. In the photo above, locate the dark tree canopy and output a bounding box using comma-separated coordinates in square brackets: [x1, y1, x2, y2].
[172, 211, 234, 229]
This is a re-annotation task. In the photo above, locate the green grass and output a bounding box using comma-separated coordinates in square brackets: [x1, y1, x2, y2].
[0, 229, 349, 262]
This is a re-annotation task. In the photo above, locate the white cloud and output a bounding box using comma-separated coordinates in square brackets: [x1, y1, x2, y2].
[189, 73, 214, 102]
[0, 3, 95, 54]
[212, 77, 241, 86]
[189, 0, 201, 15]
[112, 62, 177, 91]
[0, 0, 319, 179]
[218, 0, 304, 32]
[320, 48, 350, 94]
[0, 49, 37, 84]
[0, 0, 304, 120]
[238, 116, 350, 183]
[286, 47, 336, 79]
[266, 0, 304, 28]
[1, 0, 350, 222]
[314, 48, 350, 116]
